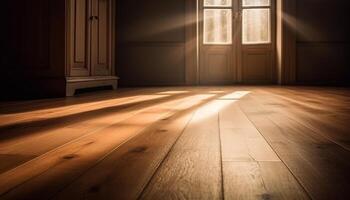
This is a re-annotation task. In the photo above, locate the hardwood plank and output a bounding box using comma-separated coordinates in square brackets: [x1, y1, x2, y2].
[0, 92, 167, 144]
[140, 100, 228, 200]
[0, 93, 166, 130]
[256, 88, 350, 150]
[143, 149, 221, 200]
[0, 94, 173, 150]
[258, 162, 309, 200]
[0, 88, 213, 173]
[219, 93, 308, 200]
[0, 94, 199, 199]
[0, 88, 149, 114]
[0, 86, 349, 200]
[53, 94, 218, 200]
[0, 87, 210, 130]
[0, 89, 146, 126]
[223, 162, 267, 200]
[223, 161, 309, 200]
[219, 100, 279, 162]
[239, 91, 350, 199]
[0, 93, 195, 174]
[0, 154, 36, 174]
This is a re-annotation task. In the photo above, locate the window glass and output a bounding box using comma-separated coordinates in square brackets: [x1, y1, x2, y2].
[242, 8, 271, 44]
[204, 9, 232, 44]
[242, 0, 270, 7]
[204, 0, 232, 7]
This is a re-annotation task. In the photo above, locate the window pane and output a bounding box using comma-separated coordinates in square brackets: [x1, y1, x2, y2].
[242, 0, 270, 7]
[242, 8, 270, 44]
[204, 9, 232, 44]
[204, 0, 232, 7]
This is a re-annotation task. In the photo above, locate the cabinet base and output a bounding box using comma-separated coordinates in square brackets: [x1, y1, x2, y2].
[66, 76, 118, 96]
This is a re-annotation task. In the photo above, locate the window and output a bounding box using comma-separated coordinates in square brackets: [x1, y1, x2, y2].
[203, 0, 232, 44]
[204, 0, 232, 7]
[242, 0, 269, 7]
[242, 0, 271, 44]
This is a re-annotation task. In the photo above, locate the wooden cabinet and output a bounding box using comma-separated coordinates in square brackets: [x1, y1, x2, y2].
[66, 0, 117, 96]
[2, 0, 117, 98]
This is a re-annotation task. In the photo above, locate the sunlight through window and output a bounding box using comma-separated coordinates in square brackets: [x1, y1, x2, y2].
[204, 0, 232, 7]
[203, 0, 232, 45]
[242, 1, 271, 44]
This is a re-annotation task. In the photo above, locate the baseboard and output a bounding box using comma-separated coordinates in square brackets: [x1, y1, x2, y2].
[66, 76, 119, 96]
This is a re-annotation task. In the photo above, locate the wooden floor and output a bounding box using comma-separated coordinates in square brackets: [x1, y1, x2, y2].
[0, 86, 350, 200]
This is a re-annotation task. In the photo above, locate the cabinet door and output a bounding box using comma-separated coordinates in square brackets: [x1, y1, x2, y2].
[67, 0, 91, 77]
[91, 0, 113, 76]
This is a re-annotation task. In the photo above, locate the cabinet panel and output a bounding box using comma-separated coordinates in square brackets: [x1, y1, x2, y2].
[68, 0, 91, 77]
[91, 0, 113, 76]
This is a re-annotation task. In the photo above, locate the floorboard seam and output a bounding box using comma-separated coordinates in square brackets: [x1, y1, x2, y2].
[135, 107, 198, 200]
[261, 91, 350, 152]
[237, 100, 313, 200]
[217, 112, 225, 200]
[48, 95, 200, 199]
[0, 93, 199, 191]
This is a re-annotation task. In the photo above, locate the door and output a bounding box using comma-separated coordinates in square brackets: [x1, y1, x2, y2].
[240, 0, 274, 83]
[91, 0, 113, 76]
[199, 0, 274, 84]
[68, 0, 91, 77]
[199, 0, 238, 84]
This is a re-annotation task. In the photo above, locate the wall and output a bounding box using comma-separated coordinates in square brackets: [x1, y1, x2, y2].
[116, 0, 196, 86]
[1, 0, 66, 99]
[295, 0, 350, 85]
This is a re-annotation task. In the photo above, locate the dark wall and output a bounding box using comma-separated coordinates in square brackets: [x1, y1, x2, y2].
[1, 0, 66, 99]
[295, 0, 350, 85]
[2, 1, 50, 74]
[116, 0, 187, 86]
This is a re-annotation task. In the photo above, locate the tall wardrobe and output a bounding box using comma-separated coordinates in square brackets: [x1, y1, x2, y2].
[1, 0, 118, 98]
[66, 0, 117, 96]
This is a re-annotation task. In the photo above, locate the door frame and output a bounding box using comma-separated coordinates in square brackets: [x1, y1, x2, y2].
[185, 0, 277, 85]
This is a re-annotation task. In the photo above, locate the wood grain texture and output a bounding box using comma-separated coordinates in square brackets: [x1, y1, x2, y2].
[0, 91, 188, 174]
[140, 100, 227, 200]
[219, 91, 308, 200]
[0, 91, 206, 199]
[219, 99, 280, 162]
[223, 162, 267, 200]
[0, 87, 349, 199]
[223, 161, 309, 200]
[239, 87, 350, 200]
[53, 94, 218, 200]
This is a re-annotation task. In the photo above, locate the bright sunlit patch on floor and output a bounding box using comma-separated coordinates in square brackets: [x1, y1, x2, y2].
[0, 95, 170, 127]
[157, 91, 190, 95]
[189, 91, 251, 122]
[194, 99, 233, 122]
[219, 91, 251, 100]
[208, 91, 226, 94]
